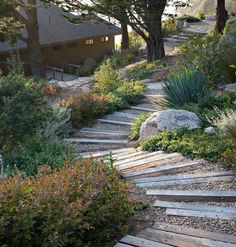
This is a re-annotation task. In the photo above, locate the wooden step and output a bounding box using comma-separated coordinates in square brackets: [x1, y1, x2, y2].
[146, 190, 236, 202]
[80, 128, 129, 136]
[65, 138, 128, 145]
[115, 151, 164, 166]
[134, 171, 234, 184]
[81, 128, 129, 134]
[113, 112, 139, 120]
[113, 150, 146, 161]
[119, 235, 171, 247]
[118, 153, 180, 171]
[166, 208, 236, 221]
[124, 160, 202, 179]
[129, 106, 156, 112]
[114, 244, 132, 247]
[79, 148, 136, 159]
[137, 227, 234, 247]
[136, 175, 235, 188]
[154, 201, 236, 214]
[153, 223, 236, 244]
[97, 119, 132, 126]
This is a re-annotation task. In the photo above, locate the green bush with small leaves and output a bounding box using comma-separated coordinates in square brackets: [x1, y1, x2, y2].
[177, 15, 201, 23]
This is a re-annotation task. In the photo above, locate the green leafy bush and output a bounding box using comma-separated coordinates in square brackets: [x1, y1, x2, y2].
[94, 59, 122, 93]
[178, 32, 221, 83]
[142, 128, 233, 164]
[162, 69, 208, 108]
[0, 159, 135, 246]
[0, 74, 51, 153]
[109, 51, 135, 69]
[177, 15, 201, 23]
[129, 32, 145, 55]
[163, 17, 178, 37]
[79, 57, 98, 77]
[129, 113, 150, 141]
[198, 12, 206, 20]
[5, 133, 74, 176]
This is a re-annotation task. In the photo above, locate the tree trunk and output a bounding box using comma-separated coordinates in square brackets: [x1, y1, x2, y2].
[26, 0, 45, 77]
[216, 0, 228, 34]
[121, 21, 129, 52]
[147, 30, 165, 62]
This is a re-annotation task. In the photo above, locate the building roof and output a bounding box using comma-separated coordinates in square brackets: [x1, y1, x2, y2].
[0, 2, 121, 54]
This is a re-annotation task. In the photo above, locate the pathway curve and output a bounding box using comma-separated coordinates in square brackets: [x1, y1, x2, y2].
[67, 25, 236, 246]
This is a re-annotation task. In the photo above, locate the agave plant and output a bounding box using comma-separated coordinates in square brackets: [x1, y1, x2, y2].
[162, 68, 208, 108]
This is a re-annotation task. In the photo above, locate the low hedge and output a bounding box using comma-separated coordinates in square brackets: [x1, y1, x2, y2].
[0, 159, 135, 246]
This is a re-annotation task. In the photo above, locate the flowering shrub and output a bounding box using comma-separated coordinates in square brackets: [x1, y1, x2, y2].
[0, 159, 135, 246]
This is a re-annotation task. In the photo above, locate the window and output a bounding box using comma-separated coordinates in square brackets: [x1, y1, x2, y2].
[85, 39, 94, 45]
[101, 36, 109, 42]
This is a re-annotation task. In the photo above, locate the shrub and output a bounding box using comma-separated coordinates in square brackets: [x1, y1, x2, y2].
[177, 15, 201, 23]
[0, 159, 135, 246]
[142, 128, 232, 164]
[79, 57, 98, 77]
[208, 108, 236, 143]
[110, 51, 135, 69]
[4, 133, 74, 176]
[198, 12, 206, 20]
[94, 59, 122, 93]
[129, 113, 150, 141]
[162, 69, 208, 108]
[129, 32, 145, 55]
[69, 93, 108, 128]
[178, 32, 221, 84]
[163, 17, 178, 37]
[0, 74, 51, 153]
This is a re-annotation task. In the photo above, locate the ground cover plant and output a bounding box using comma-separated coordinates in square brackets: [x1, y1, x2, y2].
[177, 15, 201, 23]
[142, 128, 236, 171]
[0, 159, 136, 246]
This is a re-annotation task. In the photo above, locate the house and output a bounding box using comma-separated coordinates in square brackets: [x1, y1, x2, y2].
[0, 3, 121, 75]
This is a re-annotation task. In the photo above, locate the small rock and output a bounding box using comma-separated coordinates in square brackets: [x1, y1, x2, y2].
[175, 20, 183, 29]
[224, 83, 236, 92]
[204, 127, 217, 134]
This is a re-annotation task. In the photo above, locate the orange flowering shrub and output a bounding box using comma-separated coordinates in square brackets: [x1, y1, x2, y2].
[0, 159, 135, 246]
[69, 93, 109, 128]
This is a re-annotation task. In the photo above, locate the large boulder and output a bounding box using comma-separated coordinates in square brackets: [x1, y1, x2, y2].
[139, 109, 201, 141]
[221, 20, 236, 47]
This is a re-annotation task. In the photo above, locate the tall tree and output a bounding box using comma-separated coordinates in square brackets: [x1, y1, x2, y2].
[0, 0, 45, 77]
[216, 0, 228, 34]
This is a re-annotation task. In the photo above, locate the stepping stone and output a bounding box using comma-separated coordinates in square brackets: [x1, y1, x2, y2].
[97, 119, 132, 126]
[124, 160, 202, 179]
[136, 174, 235, 188]
[166, 208, 236, 221]
[146, 190, 236, 202]
[130, 106, 156, 112]
[119, 235, 171, 247]
[80, 128, 129, 135]
[115, 151, 164, 166]
[153, 223, 236, 244]
[154, 201, 236, 214]
[65, 138, 128, 145]
[138, 227, 234, 247]
[117, 153, 180, 171]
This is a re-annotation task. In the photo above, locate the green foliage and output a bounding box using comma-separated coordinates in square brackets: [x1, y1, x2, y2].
[142, 128, 233, 165]
[129, 62, 165, 81]
[178, 32, 221, 83]
[129, 113, 150, 141]
[163, 17, 178, 37]
[0, 74, 51, 153]
[94, 59, 122, 93]
[177, 15, 201, 23]
[5, 133, 74, 176]
[162, 69, 208, 108]
[198, 12, 206, 20]
[109, 51, 135, 69]
[0, 159, 135, 246]
[79, 57, 97, 76]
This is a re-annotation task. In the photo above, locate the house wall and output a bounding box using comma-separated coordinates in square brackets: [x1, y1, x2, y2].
[0, 35, 115, 75]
